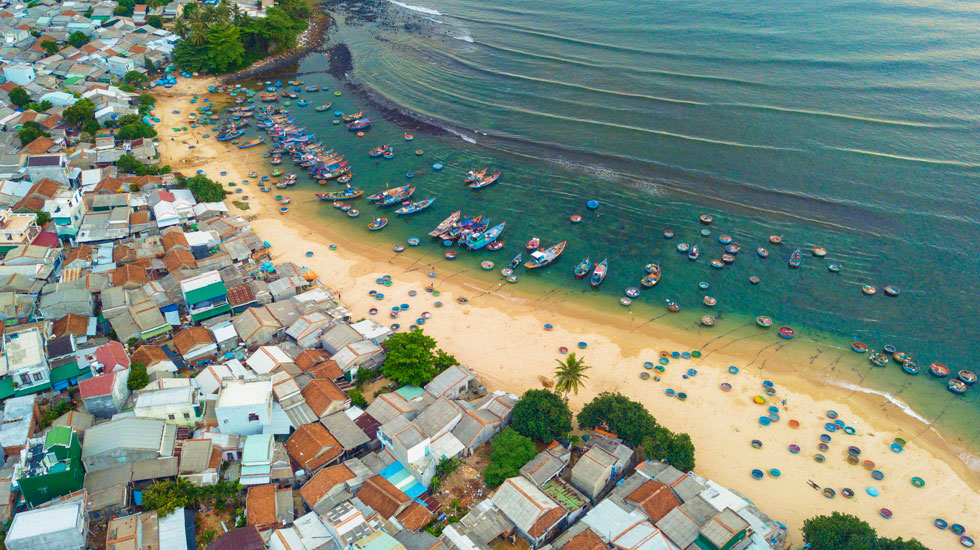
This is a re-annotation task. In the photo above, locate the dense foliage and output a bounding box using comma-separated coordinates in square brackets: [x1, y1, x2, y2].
[39, 400, 74, 430]
[802, 513, 929, 550]
[127, 362, 149, 391]
[117, 154, 170, 176]
[483, 427, 537, 488]
[116, 120, 157, 140]
[62, 98, 101, 136]
[18, 121, 50, 146]
[124, 70, 149, 86]
[172, 0, 309, 75]
[578, 391, 696, 471]
[141, 478, 243, 516]
[8, 87, 30, 108]
[347, 389, 367, 408]
[40, 40, 59, 55]
[67, 31, 89, 48]
[381, 329, 457, 387]
[182, 174, 227, 202]
[510, 389, 572, 442]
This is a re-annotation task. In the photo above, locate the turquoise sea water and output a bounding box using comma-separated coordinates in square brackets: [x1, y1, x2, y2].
[234, 0, 980, 449]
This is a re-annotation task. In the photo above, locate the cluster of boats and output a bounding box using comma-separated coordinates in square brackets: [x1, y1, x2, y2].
[858, 343, 976, 394]
[428, 211, 507, 251]
[253, 107, 353, 182]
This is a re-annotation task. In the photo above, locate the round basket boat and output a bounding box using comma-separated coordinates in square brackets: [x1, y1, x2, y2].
[952, 525, 967, 535]
[676, 392, 687, 401]
[640, 372, 650, 380]
[814, 454, 825, 463]
[852, 341, 868, 353]
[501, 268, 513, 277]
[788, 444, 801, 454]
[842, 488, 855, 498]
[691, 350, 702, 358]
[866, 486, 879, 497]
[769, 469, 781, 478]
[863, 460, 875, 470]
[819, 434, 832, 443]
[843, 426, 856, 435]
[558, 346, 568, 354]
[749, 275, 761, 284]
[729, 366, 740, 374]
[758, 416, 772, 426]
[848, 446, 861, 456]
[665, 388, 676, 397]
[368, 308, 378, 315]
[570, 215, 582, 223]
[879, 509, 893, 519]
[935, 519, 948, 530]
[890, 443, 904, 453]
[826, 410, 839, 419]
[871, 470, 884, 480]
[823, 488, 836, 498]
[825, 423, 837, 433]
[817, 443, 829, 452]
[750, 469, 764, 480]
[701, 315, 716, 326]
[846, 455, 859, 465]
[765, 388, 777, 397]
[720, 383, 732, 392]
[751, 440, 763, 449]
[756, 316, 773, 327]
[961, 536, 974, 548]
[752, 395, 765, 404]
[911, 477, 925, 487]
[654, 366, 665, 373]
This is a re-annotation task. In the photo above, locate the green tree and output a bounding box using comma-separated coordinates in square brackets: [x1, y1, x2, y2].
[116, 113, 144, 127]
[8, 87, 30, 108]
[347, 389, 367, 408]
[31, 210, 52, 226]
[876, 539, 930, 550]
[483, 428, 537, 488]
[25, 100, 53, 112]
[510, 389, 572, 442]
[141, 477, 194, 516]
[63, 98, 96, 126]
[127, 362, 149, 391]
[802, 513, 879, 550]
[67, 31, 89, 48]
[642, 427, 695, 472]
[184, 174, 228, 202]
[117, 121, 157, 140]
[577, 392, 658, 446]
[433, 349, 457, 373]
[124, 70, 148, 86]
[40, 40, 59, 55]
[144, 55, 157, 73]
[173, 17, 189, 39]
[554, 352, 590, 401]
[147, 14, 164, 28]
[206, 23, 245, 73]
[82, 119, 101, 137]
[380, 329, 438, 386]
[18, 125, 50, 146]
[114, 0, 135, 16]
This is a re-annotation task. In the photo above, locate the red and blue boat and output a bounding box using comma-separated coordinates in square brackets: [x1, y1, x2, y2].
[347, 118, 372, 131]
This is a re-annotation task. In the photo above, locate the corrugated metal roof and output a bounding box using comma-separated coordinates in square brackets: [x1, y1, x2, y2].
[82, 417, 165, 459]
[6, 500, 83, 540]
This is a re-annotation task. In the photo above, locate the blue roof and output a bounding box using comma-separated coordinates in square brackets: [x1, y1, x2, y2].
[394, 385, 425, 401]
[379, 461, 425, 499]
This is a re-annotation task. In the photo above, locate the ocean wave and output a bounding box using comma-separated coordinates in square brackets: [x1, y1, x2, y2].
[387, 0, 441, 16]
[453, 33, 474, 43]
[716, 102, 955, 130]
[830, 379, 930, 424]
[822, 144, 980, 169]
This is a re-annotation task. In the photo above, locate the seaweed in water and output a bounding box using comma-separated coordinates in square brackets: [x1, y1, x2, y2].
[326, 43, 354, 80]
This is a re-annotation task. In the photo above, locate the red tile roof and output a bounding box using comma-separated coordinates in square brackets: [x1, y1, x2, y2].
[299, 464, 354, 508]
[30, 231, 60, 248]
[356, 475, 410, 519]
[285, 424, 342, 472]
[95, 341, 130, 370]
[79, 371, 117, 399]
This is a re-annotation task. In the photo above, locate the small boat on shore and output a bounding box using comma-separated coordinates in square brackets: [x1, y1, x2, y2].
[756, 316, 773, 327]
[667, 301, 680, 312]
[347, 118, 372, 131]
[788, 249, 801, 267]
[902, 359, 921, 375]
[524, 240, 567, 269]
[959, 370, 977, 385]
[869, 352, 888, 367]
[688, 245, 700, 261]
[526, 237, 541, 251]
[574, 257, 592, 278]
[703, 296, 716, 306]
[367, 218, 388, 231]
[316, 188, 363, 201]
[778, 326, 795, 339]
[851, 341, 868, 353]
[237, 137, 266, 149]
[394, 197, 435, 215]
[949, 379, 967, 394]
[347, 209, 359, 217]
[590, 258, 608, 287]
[929, 363, 950, 377]
[641, 264, 661, 288]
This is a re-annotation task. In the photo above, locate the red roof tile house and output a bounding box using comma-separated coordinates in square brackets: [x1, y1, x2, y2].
[93, 341, 130, 373]
[301, 379, 350, 419]
[79, 370, 130, 418]
[285, 424, 342, 473]
[172, 326, 218, 365]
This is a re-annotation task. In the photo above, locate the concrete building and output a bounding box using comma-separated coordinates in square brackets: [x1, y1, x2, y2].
[14, 427, 85, 507]
[181, 271, 230, 323]
[215, 378, 273, 436]
[134, 386, 201, 426]
[0, 211, 41, 252]
[78, 370, 130, 418]
[4, 498, 88, 550]
[81, 417, 174, 472]
[2, 327, 50, 394]
[0, 395, 39, 457]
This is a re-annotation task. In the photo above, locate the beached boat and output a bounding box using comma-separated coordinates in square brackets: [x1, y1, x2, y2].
[574, 257, 592, 278]
[237, 137, 267, 148]
[526, 237, 541, 251]
[778, 326, 795, 339]
[464, 168, 487, 184]
[590, 258, 608, 287]
[688, 245, 700, 261]
[667, 301, 680, 312]
[316, 188, 363, 201]
[469, 171, 501, 189]
[929, 363, 950, 377]
[216, 129, 244, 141]
[788, 249, 802, 267]
[508, 254, 522, 270]
[342, 111, 365, 122]
[524, 240, 567, 269]
[756, 316, 773, 327]
[902, 359, 921, 375]
[851, 341, 868, 353]
[949, 379, 967, 394]
[640, 264, 661, 288]
[367, 218, 388, 231]
[347, 118, 372, 131]
[367, 184, 413, 202]
[347, 209, 359, 217]
[467, 222, 506, 250]
[395, 198, 435, 215]
[369, 144, 389, 157]
[959, 370, 977, 385]
[428, 210, 461, 238]
[869, 352, 888, 367]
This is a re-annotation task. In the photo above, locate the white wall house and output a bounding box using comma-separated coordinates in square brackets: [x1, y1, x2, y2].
[214, 378, 273, 435]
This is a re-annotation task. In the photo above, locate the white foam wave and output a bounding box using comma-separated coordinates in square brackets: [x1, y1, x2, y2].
[387, 0, 442, 16]
[445, 127, 477, 144]
[830, 379, 929, 424]
[453, 33, 474, 43]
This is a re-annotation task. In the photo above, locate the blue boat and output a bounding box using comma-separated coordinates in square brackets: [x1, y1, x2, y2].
[574, 257, 591, 278]
[298, 99, 309, 107]
[216, 130, 244, 141]
[347, 118, 372, 131]
[237, 137, 266, 149]
[466, 222, 506, 250]
[590, 258, 608, 287]
[395, 197, 435, 215]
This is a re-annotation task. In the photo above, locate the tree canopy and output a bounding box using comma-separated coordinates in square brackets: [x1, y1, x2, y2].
[117, 154, 170, 176]
[116, 121, 156, 141]
[18, 124, 50, 146]
[554, 352, 590, 399]
[801, 513, 931, 550]
[511, 389, 572, 442]
[183, 174, 227, 203]
[67, 31, 89, 48]
[124, 70, 148, 86]
[8, 87, 30, 108]
[381, 329, 457, 387]
[577, 391, 658, 447]
[40, 40, 59, 55]
[641, 427, 695, 472]
[127, 362, 149, 391]
[483, 428, 537, 488]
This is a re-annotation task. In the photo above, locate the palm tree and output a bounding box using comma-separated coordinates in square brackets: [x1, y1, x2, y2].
[173, 17, 188, 39]
[214, 0, 230, 24]
[554, 353, 590, 401]
[189, 20, 207, 46]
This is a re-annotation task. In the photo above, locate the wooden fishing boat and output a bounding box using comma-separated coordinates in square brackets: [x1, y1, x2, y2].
[377, 186, 416, 207]
[524, 240, 567, 269]
[590, 258, 608, 287]
[757, 247, 769, 258]
[574, 257, 591, 278]
[640, 264, 661, 288]
[467, 222, 506, 250]
[788, 249, 801, 267]
[464, 168, 487, 184]
[959, 370, 978, 385]
[342, 111, 365, 122]
[902, 359, 921, 375]
[508, 253, 522, 270]
[929, 363, 950, 377]
[367, 184, 413, 202]
[429, 210, 461, 238]
[315, 103, 333, 112]
[756, 316, 773, 327]
[526, 237, 540, 251]
[688, 244, 700, 261]
[468, 171, 501, 189]
[237, 137, 266, 148]
[851, 341, 868, 353]
[395, 197, 435, 215]
[949, 379, 967, 394]
[305, 85, 320, 92]
[868, 351, 888, 367]
[347, 118, 371, 131]
[316, 188, 363, 201]
[486, 240, 505, 251]
[260, 92, 278, 102]
[367, 218, 388, 231]
[369, 144, 389, 157]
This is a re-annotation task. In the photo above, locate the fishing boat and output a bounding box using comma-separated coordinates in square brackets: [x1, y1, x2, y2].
[237, 137, 266, 148]
[464, 168, 487, 184]
[756, 316, 773, 327]
[347, 118, 371, 131]
[884, 285, 900, 296]
[667, 301, 680, 312]
[486, 240, 505, 251]
[524, 240, 567, 269]
[377, 187, 416, 207]
[688, 245, 700, 261]
[508, 253, 522, 270]
[574, 257, 592, 278]
[812, 246, 828, 257]
[429, 210, 462, 238]
[467, 222, 506, 250]
[699, 214, 713, 225]
[788, 249, 802, 267]
[929, 363, 950, 377]
[640, 264, 661, 288]
[216, 129, 244, 141]
[625, 287, 640, 298]
[828, 263, 841, 272]
[703, 296, 717, 306]
[315, 103, 333, 112]
[369, 144, 389, 157]
[382, 150, 395, 159]
[395, 198, 435, 215]
[756, 247, 770, 258]
[347, 209, 359, 217]
[367, 218, 388, 231]
[778, 326, 795, 339]
[959, 370, 978, 385]
[404, 133, 414, 141]
[315, 188, 363, 201]
[590, 258, 608, 287]
[305, 85, 320, 92]
[342, 111, 364, 122]
[949, 379, 967, 394]
[902, 359, 921, 375]
[259, 92, 278, 102]
[367, 184, 413, 202]
[526, 237, 541, 251]
[297, 99, 309, 107]
[869, 352, 888, 367]
[468, 171, 501, 189]
[851, 341, 868, 353]
[862, 285, 877, 296]
[769, 235, 783, 245]
[676, 243, 690, 253]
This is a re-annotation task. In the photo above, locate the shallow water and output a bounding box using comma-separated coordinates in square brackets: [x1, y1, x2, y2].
[232, 0, 980, 451]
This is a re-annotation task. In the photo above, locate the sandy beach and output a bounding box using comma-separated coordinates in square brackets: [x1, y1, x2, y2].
[153, 78, 979, 548]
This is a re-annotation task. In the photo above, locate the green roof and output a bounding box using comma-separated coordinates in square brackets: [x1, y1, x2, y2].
[49, 361, 91, 384]
[15, 381, 51, 397]
[242, 433, 273, 461]
[0, 379, 13, 400]
[395, 385, 425, 401]
[45, 426, 73, 449]
[184, 281, 228, 304]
